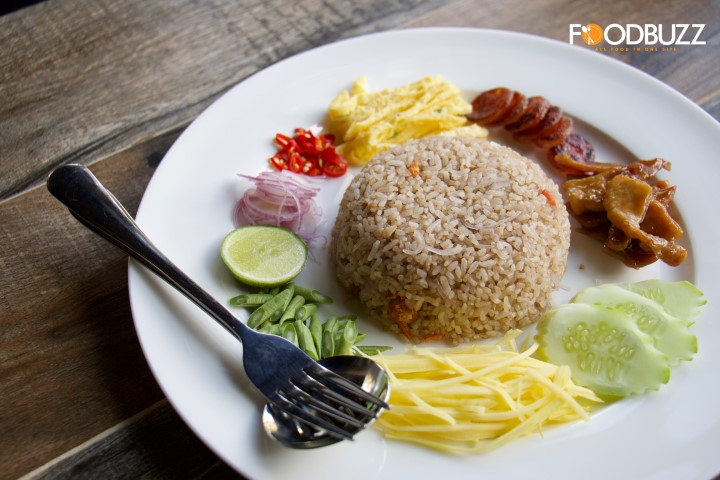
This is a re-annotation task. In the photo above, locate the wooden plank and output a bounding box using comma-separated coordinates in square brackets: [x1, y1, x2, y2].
[405, 0, 720, 118]
[22, 401, 240, 480]
[0, 0, 455, 201]
[0, 129, 179, 480]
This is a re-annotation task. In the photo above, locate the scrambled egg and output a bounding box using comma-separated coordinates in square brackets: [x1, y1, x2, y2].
[327, 76, 487, 166]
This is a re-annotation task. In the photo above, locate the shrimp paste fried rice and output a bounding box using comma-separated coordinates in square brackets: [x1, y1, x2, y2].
[331, 135, 570, 343]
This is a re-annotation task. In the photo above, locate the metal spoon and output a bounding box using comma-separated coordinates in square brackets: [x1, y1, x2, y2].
[263, 355, 390, 448]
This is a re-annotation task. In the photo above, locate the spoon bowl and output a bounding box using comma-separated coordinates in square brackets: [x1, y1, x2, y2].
[262, 355, 391, 448]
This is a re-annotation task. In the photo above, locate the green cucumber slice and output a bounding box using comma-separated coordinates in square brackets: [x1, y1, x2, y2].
[619, 280, 706, 325]
[572, 284, 697, 365]
[536, 303, 670, 397]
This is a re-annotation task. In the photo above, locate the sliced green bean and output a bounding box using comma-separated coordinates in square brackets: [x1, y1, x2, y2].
[336, 320, 358, 356]
[229, 293, 274, 308]
[258, 323, 282, 336]
[278, 295, 305, 324]
[321, 316, 339, 358]
[354, 345, 393, 356]
[247, 308, 267, 329]
[291, 284, 334, 304]
[329, 315, 357, 329]
[266, 286, 295, 324]
[294, 303, 318, 322]
[308, 314, 322, 355]
[321, 329, 335, 359]
[281, 322, 298, 346]
[247, 285, 294, 328]
[294, 320, 319, 361]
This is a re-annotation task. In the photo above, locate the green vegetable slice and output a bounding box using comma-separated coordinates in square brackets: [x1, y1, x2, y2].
[619, 280, 706, 325]
[572, 284, 697, 365]
[536, 303, 670, 397]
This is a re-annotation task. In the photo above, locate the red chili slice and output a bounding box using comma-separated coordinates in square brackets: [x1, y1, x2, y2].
[269, 128, 347, 177]
[270, 155, 286, 171]
[288, 152, 304, 173]
[274, 133, 294, 149]
[320, 149, 348, 177]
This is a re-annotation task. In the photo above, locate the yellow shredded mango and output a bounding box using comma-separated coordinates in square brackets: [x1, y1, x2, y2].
[373, 330, 602, 454]
[327, 76, 487, 166]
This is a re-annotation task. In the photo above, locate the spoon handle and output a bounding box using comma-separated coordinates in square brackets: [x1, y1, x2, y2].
[47, 164, 248, 339]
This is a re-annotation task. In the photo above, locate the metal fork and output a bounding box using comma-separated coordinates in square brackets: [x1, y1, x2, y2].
[47, 164, 389, 443]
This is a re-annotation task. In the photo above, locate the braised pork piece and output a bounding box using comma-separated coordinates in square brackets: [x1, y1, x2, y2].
[562, 159, 686, 268]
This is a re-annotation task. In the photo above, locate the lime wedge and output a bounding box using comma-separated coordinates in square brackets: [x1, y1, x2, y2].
[220, 226, 307, 287]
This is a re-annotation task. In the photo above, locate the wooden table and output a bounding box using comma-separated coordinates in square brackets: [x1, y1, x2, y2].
[2, 1, 718, 478]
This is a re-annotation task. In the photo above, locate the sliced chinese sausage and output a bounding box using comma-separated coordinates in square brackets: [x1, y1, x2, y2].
[505, 96, 550, 133]
[468, 88, 605, 169]
[514, 105, 563, 141]
[546, 133, 620, 175]
[466, 87, 514, 125]
[535, 116, 574, 148]
[494, 91, 527, 125]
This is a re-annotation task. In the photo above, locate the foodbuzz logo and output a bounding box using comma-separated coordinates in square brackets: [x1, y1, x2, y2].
[569, 23, 707, 52]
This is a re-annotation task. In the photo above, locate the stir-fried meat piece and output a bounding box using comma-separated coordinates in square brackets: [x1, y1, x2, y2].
[603, 240, 660, 269]
[604, 174, 653, 222]
[624, 158, 672, 180]
[562, 160, 686, 268]
[652, 180, 676, 206]
[563, 173, 610, 215]
[641, 200, 684, 242]
[605, 226, 632, 252]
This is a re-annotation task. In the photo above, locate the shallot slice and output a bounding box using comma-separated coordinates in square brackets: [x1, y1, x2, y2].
[233, 170, 323, 245]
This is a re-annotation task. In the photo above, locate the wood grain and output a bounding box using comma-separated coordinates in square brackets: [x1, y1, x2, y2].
[0, 129, 180, 480]
[0, 0, 455, 201]
[24, 400, 241, 480]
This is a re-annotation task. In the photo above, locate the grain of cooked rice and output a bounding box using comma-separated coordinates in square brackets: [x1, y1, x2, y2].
[331, 136, 570, 344]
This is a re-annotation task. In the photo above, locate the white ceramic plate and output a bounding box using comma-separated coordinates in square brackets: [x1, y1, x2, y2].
[129, 28, 720, 480]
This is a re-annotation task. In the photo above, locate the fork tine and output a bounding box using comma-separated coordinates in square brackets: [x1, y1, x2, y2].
[282, 384, 367, 427]
[293, 379, 381, 419]
[305, 364, 390, 410]
[273, 394, 355, 441]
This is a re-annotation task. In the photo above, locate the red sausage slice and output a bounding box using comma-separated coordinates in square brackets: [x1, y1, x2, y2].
[467, 88, 514, 125]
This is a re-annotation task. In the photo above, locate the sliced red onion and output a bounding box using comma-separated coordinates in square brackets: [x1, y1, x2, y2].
[233, 170, 323, 245]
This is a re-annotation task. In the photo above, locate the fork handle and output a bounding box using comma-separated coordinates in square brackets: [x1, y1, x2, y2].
[47, 164, 250, 340]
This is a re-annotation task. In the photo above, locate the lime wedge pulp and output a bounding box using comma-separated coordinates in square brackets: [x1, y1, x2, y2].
[220, 226, 307, 287]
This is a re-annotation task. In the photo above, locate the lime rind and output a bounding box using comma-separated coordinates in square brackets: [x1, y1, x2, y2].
[220, 226, 308, 287]
[536, 303, 670, 397]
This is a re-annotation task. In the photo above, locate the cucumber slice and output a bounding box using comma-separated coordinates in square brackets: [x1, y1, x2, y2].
[536, 303, 670, 397]
[572, 284, 697, 365]
[619, 280, 706, 325]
